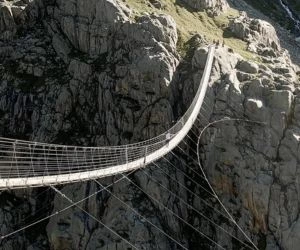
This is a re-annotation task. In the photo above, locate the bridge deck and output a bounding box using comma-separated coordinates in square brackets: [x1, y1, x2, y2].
[0, 46, 215, 190]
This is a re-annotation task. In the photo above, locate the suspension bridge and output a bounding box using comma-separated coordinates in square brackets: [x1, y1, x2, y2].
[0, 46, 216, 190]
[0, 45, 261, 250]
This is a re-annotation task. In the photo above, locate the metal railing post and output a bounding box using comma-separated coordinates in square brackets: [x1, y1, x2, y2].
[125, 145, 128, 166]
[144, 146, 148, 166]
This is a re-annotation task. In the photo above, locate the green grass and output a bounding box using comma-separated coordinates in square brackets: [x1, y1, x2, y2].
[124, 0, 260, 62]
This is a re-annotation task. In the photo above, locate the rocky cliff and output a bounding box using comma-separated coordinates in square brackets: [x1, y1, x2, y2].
[238, 0, 300, 35]
[0, 0, 300, 249]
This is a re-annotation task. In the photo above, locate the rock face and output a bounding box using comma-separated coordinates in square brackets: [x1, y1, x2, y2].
[181, 0, 229, 16]
[198, 43, 299, 250]
[0, 0, 19, 40]
[0, 0, 40, 40]
[51, 0, 131, 56]
[181, 11, 300, 250]
[229, 12, 281, 52]
[241, 0, 300, 35]
[0, 0, 300, 250]
[0, 0, 192, 249]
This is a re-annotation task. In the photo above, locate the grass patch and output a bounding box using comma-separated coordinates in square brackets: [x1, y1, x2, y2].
[124, 0, 259, 61]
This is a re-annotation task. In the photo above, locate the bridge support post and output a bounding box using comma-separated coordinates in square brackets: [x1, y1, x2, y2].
[125, 146, 128, 166]
[143, 146, 148, 166]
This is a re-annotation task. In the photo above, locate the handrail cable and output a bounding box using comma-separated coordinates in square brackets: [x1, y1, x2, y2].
[0, 45, 215, 189]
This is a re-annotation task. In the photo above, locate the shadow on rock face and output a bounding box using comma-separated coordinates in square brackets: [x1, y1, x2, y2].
[0, 0, 196, 249]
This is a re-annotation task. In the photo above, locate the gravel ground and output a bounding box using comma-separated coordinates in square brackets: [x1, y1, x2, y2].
[228, 0, 300, 67]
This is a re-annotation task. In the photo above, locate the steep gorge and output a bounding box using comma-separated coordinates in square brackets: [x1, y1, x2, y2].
[0, 0, 300, 249]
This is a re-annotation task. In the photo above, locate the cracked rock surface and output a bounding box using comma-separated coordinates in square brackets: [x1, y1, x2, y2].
[181, 0, 229, 16]
[0, 0, 300, 249]
[199, 43, 300, 249]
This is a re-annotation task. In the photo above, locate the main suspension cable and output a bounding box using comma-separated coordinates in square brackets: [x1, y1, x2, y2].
[51, 185, 138, 250]
[120, 173, 226, 249]
[147, 162, 255, 249]
[93, 179, 188, 250]
[196, 117, 265, 250]
[0, 171, 135, 240]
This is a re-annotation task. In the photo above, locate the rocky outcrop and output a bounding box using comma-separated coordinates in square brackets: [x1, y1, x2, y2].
[229, 12, 281, 52]
[0, 0, 180, 143]
[0, 1, 18, 40]
[240, 0, 300, 36]
[181, 0, 229, 16]
[197, 42, 299, 249]
[0, 0, 185, 249]
[49, 0, 131, 56]
[0, 0, 37, 40]
[0, 0, 300, 250]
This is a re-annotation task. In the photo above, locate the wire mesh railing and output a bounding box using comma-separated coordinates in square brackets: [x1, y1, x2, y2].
[0, 45, 215, 188]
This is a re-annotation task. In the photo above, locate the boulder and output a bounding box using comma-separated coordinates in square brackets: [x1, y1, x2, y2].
[229, 13, 281, 51]
[266, 90, 293, 114]
[237, 60, 259, 74]
[181, 0, 229, 16]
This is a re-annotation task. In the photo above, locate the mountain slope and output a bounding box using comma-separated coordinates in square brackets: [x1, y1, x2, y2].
[0, 0, 299, 249]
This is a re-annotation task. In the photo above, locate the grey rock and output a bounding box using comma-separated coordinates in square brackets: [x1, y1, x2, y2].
[282, 218, 300, 250]
[237, 60, 259, 74]
[0, 0, 30, 40]
[181, 0, 229, 16]
[192, 47, 208, 69]
[52, 0, 131, 56]
[0, 0, 300, 250]
[149, 0, 164, 9]
[245, 98, 266, 121]
[229, 13, 281, 52]
[0, 3, 16, 40]
[52, 34, 71, 63]
[33, 66, 43, 77]
[266, 90, 293, 114]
